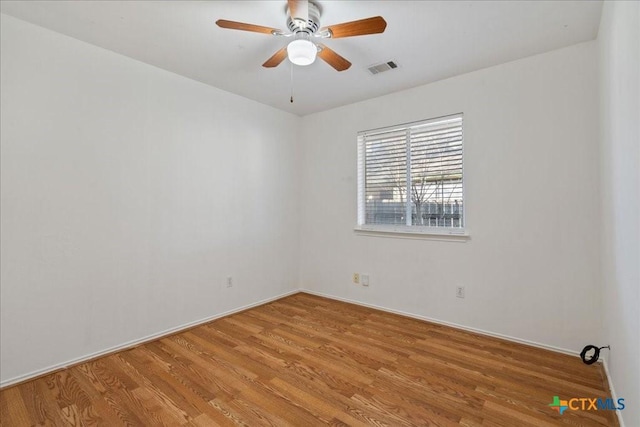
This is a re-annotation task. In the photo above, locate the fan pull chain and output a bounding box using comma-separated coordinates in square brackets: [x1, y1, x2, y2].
[290, 63, 294, 103]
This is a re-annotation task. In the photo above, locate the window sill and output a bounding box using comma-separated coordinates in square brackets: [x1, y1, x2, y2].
[354, 226, 470, 241]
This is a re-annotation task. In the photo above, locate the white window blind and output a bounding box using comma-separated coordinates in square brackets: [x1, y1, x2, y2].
[357, 114, 464, 231]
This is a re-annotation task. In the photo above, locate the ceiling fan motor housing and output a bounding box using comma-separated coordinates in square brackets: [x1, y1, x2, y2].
[287, 1, 321, 35]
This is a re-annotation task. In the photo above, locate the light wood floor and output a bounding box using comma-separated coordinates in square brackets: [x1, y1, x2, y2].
[0, 293, 618, 426]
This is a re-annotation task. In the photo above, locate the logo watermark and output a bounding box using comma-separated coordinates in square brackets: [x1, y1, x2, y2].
[549, 396, 625, 415]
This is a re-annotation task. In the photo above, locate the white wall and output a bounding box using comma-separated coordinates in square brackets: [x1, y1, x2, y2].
[0, 14, 300, 385]
[299, 42, 601, 353]
[598, 2, 640, 426]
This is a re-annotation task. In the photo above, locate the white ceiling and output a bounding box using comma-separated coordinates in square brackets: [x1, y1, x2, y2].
[1, 1, 603, 116]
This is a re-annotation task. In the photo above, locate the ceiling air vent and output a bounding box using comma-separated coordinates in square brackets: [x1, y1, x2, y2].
[367, 61, 399, 75]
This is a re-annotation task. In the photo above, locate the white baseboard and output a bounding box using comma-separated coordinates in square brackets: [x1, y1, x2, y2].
[601, 357, 626, 427]
[300, 289, 580, 357]
[0, 289, 299, 389]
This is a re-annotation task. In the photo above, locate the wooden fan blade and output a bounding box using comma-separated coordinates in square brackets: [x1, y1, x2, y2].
[318, 44, 351, 71]
[216, 19, 280, 35]
[262, 47, 288, 68]
[321, 16, 387, 38]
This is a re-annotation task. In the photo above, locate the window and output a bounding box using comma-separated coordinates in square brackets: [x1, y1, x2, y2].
[357, 114, 464, 234]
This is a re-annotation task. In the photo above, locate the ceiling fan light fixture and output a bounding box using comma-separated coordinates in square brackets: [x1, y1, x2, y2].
[287, 39, 317, 66]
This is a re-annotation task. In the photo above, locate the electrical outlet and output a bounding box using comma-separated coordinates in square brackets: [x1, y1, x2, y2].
[456, 286, 465, 298]
[226, 276, 233, 288]
[361, 274, 369, 286]
[352, 273, 360, 284]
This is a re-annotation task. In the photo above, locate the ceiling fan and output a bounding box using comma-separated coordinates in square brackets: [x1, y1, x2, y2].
[216, 0, 387, 72]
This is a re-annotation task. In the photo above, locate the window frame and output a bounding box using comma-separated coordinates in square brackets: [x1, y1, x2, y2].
[355, 113, 468, 239]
